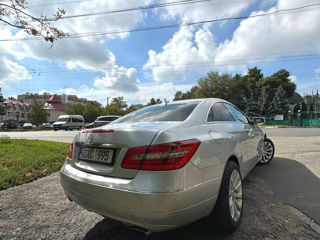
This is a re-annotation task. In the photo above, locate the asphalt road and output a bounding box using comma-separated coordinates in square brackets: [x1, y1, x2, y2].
[2, 127, 320, 142]
[0, 128, 319, 239]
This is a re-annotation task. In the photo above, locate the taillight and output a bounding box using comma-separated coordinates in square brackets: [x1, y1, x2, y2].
[121, 139, 201, 171]
[67, 143, 74, 159]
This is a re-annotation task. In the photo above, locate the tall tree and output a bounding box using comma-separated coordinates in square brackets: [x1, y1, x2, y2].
[0, 0, 67, 42]
[269, 85, 288, 115]
[67, 104, 85, 115]
[110, 97, 128, 110]
[0, 88, 5, 117]
[83, 102, 103, 122]
[28, 100, 48, 125]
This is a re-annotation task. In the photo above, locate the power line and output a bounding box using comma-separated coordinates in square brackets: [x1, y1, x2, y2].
[1, 2, 320, 42]
[1, 52, 320, 76]
[57, 0, 233, 20]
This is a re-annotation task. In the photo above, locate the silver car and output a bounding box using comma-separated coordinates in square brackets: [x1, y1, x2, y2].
[60, 98, 273, 233]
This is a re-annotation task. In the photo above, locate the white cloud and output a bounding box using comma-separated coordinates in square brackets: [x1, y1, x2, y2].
[94, 66, 139, 92]
[0, 0, 154, 90]
[144, 26, 217, 82]
[27, 0, 152, 39]
[158, 0, 255, 23]
[215, 0, 320, 65]
[61, 82, 193, 105]
[0, 58, 31, 82]
[289, 75, 298, 84]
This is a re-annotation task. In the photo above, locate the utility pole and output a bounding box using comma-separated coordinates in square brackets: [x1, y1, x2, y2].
[316, 89, 318, 126]
[106, 97, 109, 115]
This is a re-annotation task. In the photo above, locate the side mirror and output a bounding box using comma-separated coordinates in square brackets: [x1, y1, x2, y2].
[252, 117, 265, 126]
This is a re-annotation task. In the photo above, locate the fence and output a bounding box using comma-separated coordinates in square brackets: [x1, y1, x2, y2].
[264, 112, 320, 127]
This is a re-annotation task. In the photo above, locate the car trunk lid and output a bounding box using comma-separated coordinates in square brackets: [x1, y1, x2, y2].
[72, 121, 180, 179]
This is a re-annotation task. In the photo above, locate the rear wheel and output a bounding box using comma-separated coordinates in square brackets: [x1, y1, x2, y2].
[259, 138, 275, 164]
[210, 161, 243, 232]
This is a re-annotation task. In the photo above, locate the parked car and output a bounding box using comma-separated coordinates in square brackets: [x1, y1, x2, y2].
[84, 122, 94, 129]
[93, 115, 121, 128]
[23, 123, 33, 129]
[0, 122, 7, 130]
[60, 99, 274, 233]
[39, 123, 52, 129]
[53, 115, 84, 131]
[6, 121, 17, 129]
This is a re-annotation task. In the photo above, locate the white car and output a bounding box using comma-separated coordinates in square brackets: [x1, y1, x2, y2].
[60, 99, 274, 233]
[53, 115, 84, 131]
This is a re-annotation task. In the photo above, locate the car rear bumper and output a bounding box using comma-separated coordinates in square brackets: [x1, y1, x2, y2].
[60, 163, 219, 232]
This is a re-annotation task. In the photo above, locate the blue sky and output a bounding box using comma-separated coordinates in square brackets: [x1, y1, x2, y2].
[1, 0, 320, 105]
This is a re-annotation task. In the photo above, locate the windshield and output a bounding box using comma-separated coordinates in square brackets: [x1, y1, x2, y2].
[57, 117, 68, 122]
[114, 101, 200, 124]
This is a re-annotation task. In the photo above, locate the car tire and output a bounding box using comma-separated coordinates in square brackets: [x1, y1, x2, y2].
[210, 161, 243, 232]
[258, 138, 275, 165]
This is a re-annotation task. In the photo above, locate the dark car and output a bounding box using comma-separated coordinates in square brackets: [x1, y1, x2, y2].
[7, 121, 18, 129]
[0, 122, 7, 130]
[93, 115, 121, 128]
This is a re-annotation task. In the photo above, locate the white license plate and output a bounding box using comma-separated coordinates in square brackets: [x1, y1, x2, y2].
[79, 147, 113, 164]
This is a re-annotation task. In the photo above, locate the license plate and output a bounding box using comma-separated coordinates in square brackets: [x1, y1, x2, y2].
[79, 147, 113, 164]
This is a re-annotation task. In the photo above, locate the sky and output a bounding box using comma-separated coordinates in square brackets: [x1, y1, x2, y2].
[1, 0, 320, 105]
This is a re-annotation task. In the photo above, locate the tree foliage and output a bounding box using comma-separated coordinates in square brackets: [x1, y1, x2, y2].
[147, 98, 162, 106]
[173, 67, 296, 117]
[28, 100, 48, 125]
[0, 0, 67, 42]
[0, 89, 5, 116]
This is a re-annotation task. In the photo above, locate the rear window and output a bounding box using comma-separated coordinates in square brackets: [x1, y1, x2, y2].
[115, 101, 200, 123]
[57, 117, 68, 122]
[98, 117, 118, 121]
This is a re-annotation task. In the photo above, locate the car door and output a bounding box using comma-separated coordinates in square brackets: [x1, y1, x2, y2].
[223, 103, 261, 172]
[206, 102, 248, 166]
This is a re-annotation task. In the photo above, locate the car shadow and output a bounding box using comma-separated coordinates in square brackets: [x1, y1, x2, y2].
[83, 157, 320, 240]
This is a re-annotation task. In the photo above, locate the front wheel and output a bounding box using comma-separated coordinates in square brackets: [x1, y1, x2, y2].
[210, 161, 243, 232]
[259, 138, 275, 164]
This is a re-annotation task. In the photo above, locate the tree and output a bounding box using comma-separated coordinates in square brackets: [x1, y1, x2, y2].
[110, 97, 128, 110]
[28, 100, 48, 126]
[269, 85, 288, 115]
[147, 98, 157, 106]
[83, 102, 103, 122]
[147, 98, 162, 106]
[67, 104, 85, 115]
[0, 88, 5, 117]
[0, 0, 67, 42]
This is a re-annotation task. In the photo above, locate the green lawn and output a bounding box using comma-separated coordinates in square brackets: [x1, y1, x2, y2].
[0, 137, 69, 190]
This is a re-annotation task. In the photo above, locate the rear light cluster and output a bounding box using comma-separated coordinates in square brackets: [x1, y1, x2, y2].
[121, 139, 201, 171]
[67, 143, 74, 159]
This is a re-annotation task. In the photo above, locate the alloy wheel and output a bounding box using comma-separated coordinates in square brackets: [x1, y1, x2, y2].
[229, 170, 242, 222]
[260, 140, 274, 164]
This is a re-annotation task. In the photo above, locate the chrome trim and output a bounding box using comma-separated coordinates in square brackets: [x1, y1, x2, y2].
[77, 142, 128, 149]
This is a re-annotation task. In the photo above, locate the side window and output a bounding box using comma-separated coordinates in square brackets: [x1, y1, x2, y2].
[208, 103, 235, 122]
[224, 103, 248, 124]
[207, 107, 213, 122]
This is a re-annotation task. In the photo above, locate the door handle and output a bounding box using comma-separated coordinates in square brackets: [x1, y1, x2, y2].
[248, 129, 255, 138]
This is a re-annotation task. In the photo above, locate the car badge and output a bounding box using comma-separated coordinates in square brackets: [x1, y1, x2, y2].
[87, 133, 94, 143]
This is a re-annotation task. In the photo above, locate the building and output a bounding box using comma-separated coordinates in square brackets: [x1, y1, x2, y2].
[45, 95, 70, 123]
[287, 92, 304, 112]
[17, 92, 51, 104]
[18, 92, 88, 106]
[0, 99, 30, 123]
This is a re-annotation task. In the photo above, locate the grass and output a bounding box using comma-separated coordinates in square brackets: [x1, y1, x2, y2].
[0, 136, 69, 190]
